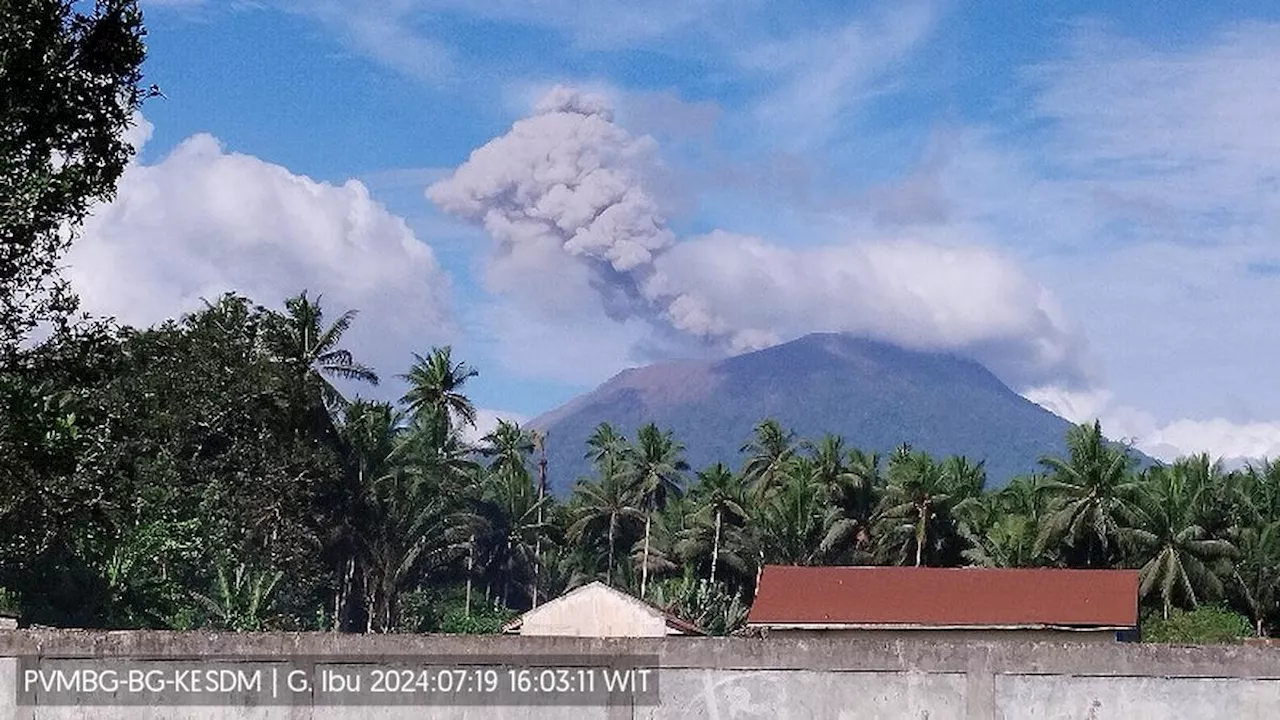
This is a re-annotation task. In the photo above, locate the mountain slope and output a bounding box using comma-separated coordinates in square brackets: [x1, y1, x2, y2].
[529, 333, 1079, 493]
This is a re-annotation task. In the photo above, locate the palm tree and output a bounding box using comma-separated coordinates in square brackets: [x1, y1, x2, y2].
[333, 400, 400, 630]
[681, 464, 748, 584]
[962, 475, 1050, 568]
[394, 410, 479, 496]
[584, 422, 629, 467]
[1127, 463, 1237, 618]
[1035, 420, 1143, 567]
[740, 419, 798, 498]
[566, 456, 645, 585]
[630, 423, 688, 598]
[753, 459, 828, 565]
[358, 466, 464, 632]
[873, 450, 973, 567]
[466, 469, 553, 609]
[268, 290, 378, 410]
[1233, 519, 1280, 636]
[399, 346, 478, 435]
[480, 419, 534, 482]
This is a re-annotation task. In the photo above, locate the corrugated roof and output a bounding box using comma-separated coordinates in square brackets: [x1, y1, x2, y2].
[747, 566, 1139, 629]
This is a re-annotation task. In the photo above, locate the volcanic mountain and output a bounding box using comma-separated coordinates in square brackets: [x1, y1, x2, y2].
[528, 333, 1078, 494]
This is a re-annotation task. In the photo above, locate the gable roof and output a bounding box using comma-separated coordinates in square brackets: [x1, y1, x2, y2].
[503, 581, 704, 635]
[747, 566, 1139, 630]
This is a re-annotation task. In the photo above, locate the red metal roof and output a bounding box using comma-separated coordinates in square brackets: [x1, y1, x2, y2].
[747, 566, 1139, 628]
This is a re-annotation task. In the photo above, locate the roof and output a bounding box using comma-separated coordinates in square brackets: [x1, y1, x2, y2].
[502, 581, 704, 635]
[747, 566, 1139, 630]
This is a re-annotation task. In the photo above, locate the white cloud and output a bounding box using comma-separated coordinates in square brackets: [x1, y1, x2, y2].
[737, 1, 938, 148]
[1025, 387, 1280, 464]
[461, 407, 531, 445]
[68, 127, 453, 385]
[1027, 21, 1280, 233]
[429, 86, 1091, 390]
[650, 230, 1091, 388]
[282, 0, 454, 83]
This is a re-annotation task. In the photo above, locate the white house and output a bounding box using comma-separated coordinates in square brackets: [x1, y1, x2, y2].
[503, 582, 703, 637]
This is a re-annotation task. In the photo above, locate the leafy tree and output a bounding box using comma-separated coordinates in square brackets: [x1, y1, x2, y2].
[0, 0, 148, 357]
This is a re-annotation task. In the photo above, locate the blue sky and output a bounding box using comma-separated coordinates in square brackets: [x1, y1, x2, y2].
[70, 0, 1280, 461]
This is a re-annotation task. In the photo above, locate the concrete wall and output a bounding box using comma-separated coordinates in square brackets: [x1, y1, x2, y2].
[1, 630, 1277, 719]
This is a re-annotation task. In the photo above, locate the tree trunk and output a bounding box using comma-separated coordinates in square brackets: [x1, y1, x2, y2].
[640, 511, 652, 599]
[710, 508, 722, 584]
[534, 439, 547, 608]
[465, 533, 475, 618]
[607, 515, 616, 585]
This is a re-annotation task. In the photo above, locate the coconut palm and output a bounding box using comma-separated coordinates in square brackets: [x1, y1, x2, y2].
[357, 466, 463, 632]
[479, 419, 535, 482]
[465, 468, 553, 609]
[584, 422, 629, 466]
[268, 290, 378, 411]
[1035, 420, 1143, 567]
[1232, 519, 1280, 636]
[1127, 463, 1237, 618]
[399, 346, 478, 435]
[740, 419, 798, 498]
[873, 450, 973, 567]
[754, 459, 830, 565]
[630, 423, 688, 598]
[678, 464, 750, 584]
[962, 475, 1050, 568]
[566, 456, 645, 585]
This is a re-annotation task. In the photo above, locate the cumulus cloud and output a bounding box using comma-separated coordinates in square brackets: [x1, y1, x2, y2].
[68, 126, 453, 384]
[1025, 387, 1280, 464]
[650, 231, 1090, 387]
[428, 86, 1091, 389]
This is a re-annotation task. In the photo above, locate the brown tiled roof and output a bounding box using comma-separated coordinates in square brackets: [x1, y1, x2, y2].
[747, 566, 1139, 629]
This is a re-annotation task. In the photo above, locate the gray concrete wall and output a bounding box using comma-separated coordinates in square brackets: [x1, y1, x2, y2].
[1, 630, 1277, 719]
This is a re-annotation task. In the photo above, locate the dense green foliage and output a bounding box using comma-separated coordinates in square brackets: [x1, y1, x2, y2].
[1, 0, 148, 362]
[3, 295, 1280, 638]
[1140, 606, 1253, 644]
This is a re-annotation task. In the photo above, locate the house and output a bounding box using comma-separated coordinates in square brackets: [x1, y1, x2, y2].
[503, 581, 704, 637]
[747, 565, 1139, 642]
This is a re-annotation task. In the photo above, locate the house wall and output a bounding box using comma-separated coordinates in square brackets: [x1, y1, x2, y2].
[516, 586, 671, 637]
[1, 631, 1277, 719]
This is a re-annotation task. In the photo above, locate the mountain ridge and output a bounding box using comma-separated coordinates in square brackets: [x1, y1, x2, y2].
[529, 332, 1080, 493]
